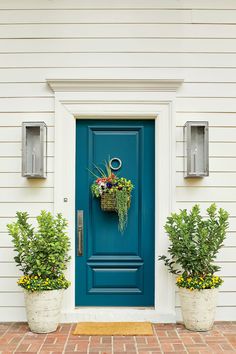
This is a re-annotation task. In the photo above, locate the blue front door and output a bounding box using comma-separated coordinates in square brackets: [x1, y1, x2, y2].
[75, 120, 155, 306]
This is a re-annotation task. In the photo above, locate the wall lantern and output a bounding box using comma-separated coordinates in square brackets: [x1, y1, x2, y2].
[22, 122, 47, 178]
[183, 121, 209, 178]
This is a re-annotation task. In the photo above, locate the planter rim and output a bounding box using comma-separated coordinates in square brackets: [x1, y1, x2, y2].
[178, 287, 219, 292]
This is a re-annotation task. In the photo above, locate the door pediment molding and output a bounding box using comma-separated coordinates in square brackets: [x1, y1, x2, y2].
[47, 78, 184, 92]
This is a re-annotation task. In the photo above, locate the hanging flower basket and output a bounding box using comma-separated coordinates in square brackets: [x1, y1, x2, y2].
[90, 160, 134, 233]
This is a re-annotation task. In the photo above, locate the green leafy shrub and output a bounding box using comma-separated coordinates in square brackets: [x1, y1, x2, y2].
[159, 204, 229, 290]
[7, 211, 71, 291]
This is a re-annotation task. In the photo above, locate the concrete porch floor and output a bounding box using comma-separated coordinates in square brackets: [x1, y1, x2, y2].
[0, 322, 235, 354]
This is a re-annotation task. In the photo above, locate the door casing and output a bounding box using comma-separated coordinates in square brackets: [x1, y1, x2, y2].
[48, 79, 183, 322]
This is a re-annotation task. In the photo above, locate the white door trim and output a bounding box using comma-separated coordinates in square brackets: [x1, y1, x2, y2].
[47, 79, 183, 322]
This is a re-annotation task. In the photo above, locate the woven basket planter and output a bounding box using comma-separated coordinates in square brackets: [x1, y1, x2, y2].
[101, 192, 131, 212]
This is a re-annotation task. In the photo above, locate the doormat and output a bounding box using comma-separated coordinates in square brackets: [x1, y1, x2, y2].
[73, 322, 153, 336]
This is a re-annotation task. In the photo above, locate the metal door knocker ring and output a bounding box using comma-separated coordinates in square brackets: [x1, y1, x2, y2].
[109, 157, 122, 171]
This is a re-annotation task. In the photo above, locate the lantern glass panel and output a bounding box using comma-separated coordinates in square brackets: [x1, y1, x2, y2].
[22, 122, 47, 178]
[184, 121, 209, 178]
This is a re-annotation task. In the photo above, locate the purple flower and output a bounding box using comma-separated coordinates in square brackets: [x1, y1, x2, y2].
[106, 182, 112, 189]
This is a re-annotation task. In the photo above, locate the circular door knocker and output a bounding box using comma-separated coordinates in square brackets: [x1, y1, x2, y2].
[109, 157, 122, 171]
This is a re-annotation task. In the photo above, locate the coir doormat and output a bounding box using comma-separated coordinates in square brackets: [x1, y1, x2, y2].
[73, 322, 153, 336]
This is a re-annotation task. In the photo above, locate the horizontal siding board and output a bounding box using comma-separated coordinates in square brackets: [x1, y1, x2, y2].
[0, 307, 26, 322]
[3, 68, 236, 83]
[0, 157, 53, 173]
[177, 83, 236, 98]
[176, 98, 236, 113]
[0, 263, 20, 277]
[177, 127, 236, 142]
[177, 157, 236, 172]
[177, 142, 236, 158]
[176, 171, 236, 187]
[0, 112, 54, 126]
[0, 9, 192, 24]
[0, 188, 53, 203]
[192, 10, 236, 24]
[0, 173, 53, 187]
[0, 98, 54, 112]
[176, 187, 236, 202]
[3, 24, 236, 39]
[0, 127, 54, 142]
[0, 142, 54, 157]
[0, 293, 24, 307]
[0, 203, 53, 217]
[2, 38, 236, 54]
[3, 53, 236, 68]
[1, 0, 236, 10]
[0, 83, 53, 97]
[176, 113, 236, 127]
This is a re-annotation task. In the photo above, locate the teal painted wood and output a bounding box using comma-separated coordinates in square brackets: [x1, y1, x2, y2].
[75, 120, 155, 306]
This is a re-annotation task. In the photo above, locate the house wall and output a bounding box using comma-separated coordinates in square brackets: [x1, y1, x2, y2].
[0, 0, 236, 321]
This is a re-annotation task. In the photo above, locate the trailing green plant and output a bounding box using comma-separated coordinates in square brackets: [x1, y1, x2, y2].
[7, 211, 71, 292]
[115, 189, 129, 233]
[159, 204, 229, 290]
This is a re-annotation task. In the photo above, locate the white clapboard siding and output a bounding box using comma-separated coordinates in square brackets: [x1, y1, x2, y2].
[0, 203, 53, 218]
[0, 293, 24, 307]
[0, 83, 53, 98]
[0, 112, 54, 126]
[3, 53, 236, 68]
[0, 173, 54, 187]
[0, 98, 54, 113]
[0, 308, 26, 322]
[3, 39, 236, 54]
[4, 24, 236, 39]
[0, 142, 54, 157]
[0, 0, 236, 322]
[192, 10, 236, 24]
[0, 263, 21, 277]
[177, 83, 236, 98]
[177, 127, 236, 142]
[0, 188, 53, 203]
[4, 68, 236, 84]
[0, 157, 53, 173]
[1, 0, 236, 10]
[177, 142, 236, 158]
[176, 157, 236, 172]
[0, 9, 192, 24]
[176, 187, 236, 202]
[176, 113, 236, 127]
[0, 127, 54, 142]
[176, 172, 236, 187]
[176, 98, 236, 113]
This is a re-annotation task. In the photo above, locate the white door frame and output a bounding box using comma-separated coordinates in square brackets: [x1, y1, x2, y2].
[47, 79, 183, 322]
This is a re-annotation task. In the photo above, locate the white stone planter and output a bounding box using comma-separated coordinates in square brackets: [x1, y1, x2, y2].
[179, 287, 219, 331]
[24, 289, 64, 333]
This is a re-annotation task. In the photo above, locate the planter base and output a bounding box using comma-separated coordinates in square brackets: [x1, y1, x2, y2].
[179, 288, 218, 332]
[24, 289, 64, 333]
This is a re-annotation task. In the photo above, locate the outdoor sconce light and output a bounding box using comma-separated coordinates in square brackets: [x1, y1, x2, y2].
[183, 121, 209, 178]
[22, 122, 47, 178]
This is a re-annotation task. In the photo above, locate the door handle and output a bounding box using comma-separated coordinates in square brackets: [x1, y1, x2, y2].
[77, 210, 83, 256]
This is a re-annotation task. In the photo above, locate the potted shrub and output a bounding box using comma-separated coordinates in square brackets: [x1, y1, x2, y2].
[159, 204, 229, 331]
[7, 211, 71, 333]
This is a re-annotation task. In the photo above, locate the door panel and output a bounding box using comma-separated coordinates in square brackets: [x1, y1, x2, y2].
[75, 120, 155, 306]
